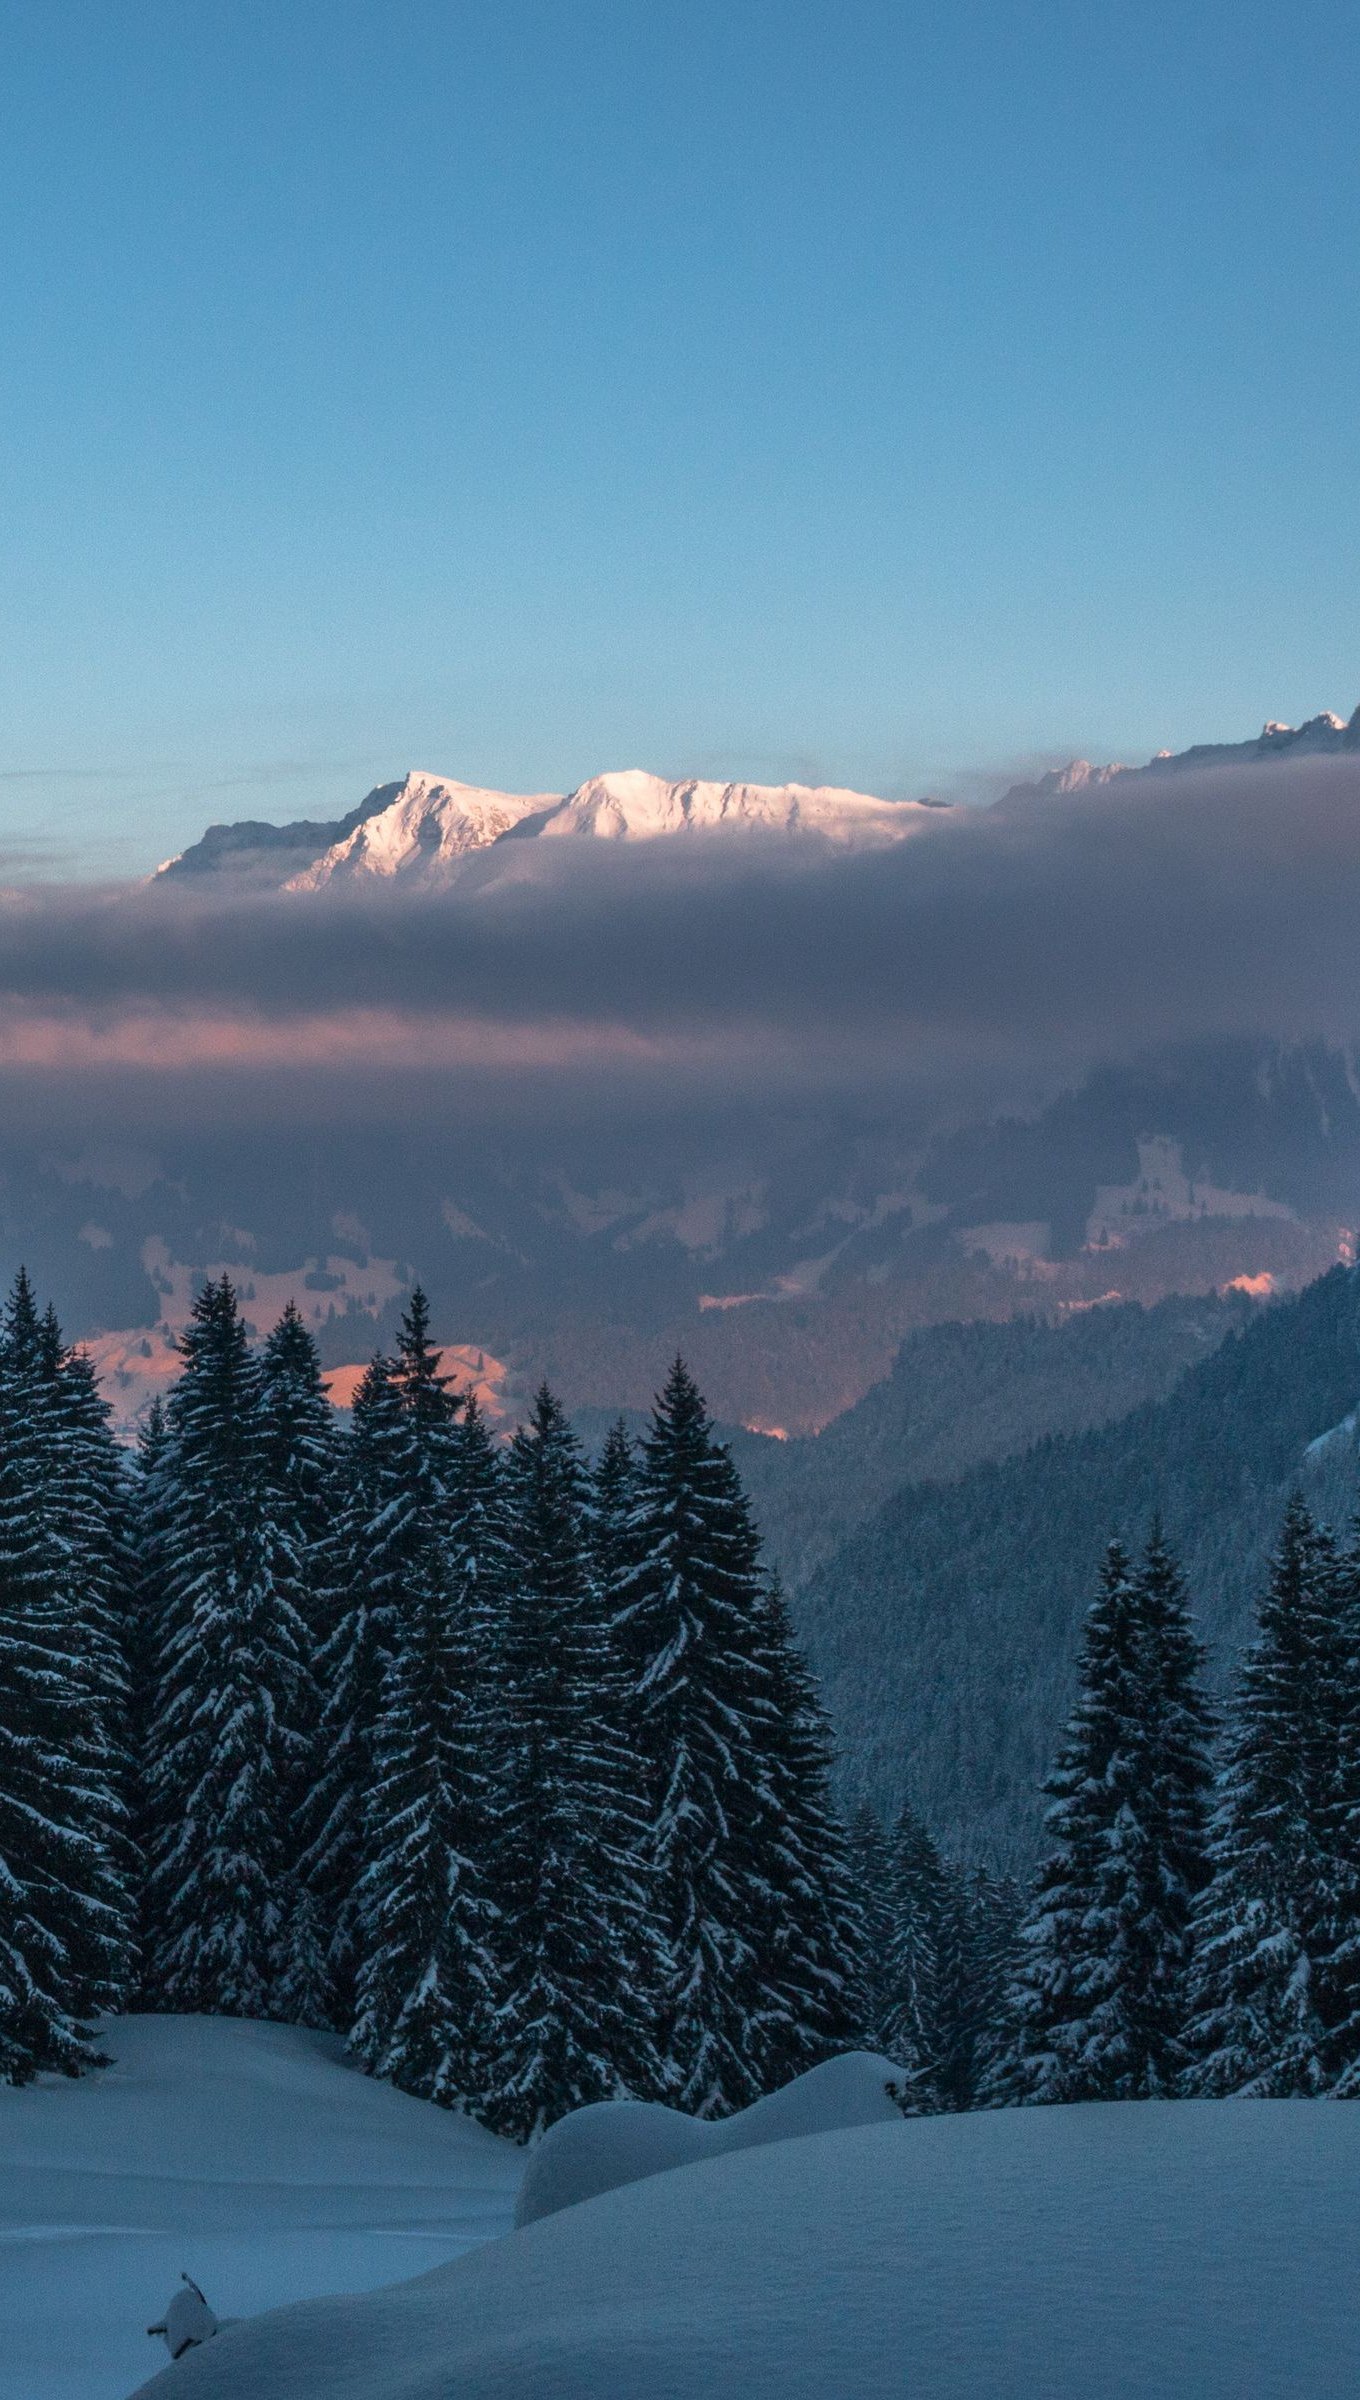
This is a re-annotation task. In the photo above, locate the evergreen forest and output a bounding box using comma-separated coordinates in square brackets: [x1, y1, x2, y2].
[6, 1265, 1360, 2120]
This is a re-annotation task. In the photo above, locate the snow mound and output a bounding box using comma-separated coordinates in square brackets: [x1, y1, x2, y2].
[515, 2049, 903, 2227]
[0, 2014, 519, 2400]
[130, 2098, 1360, 2400]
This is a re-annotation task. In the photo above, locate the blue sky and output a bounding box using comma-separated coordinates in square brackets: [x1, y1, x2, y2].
[2, 0, 1358, 874]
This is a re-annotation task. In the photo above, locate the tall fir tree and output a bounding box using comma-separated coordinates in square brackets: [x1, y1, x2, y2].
[1185, 1497, 1346, 2096]
[259, 1303, 341, 2026]
[1002, 1532, 1212, 2104]
[743, 1573, 863, 2087]
[489, 1386, 659, 2137]
[0, 1272, 132, 2078]
[1132, 1523, 1216, 2072]
[962, 1864, 1023, 2103]
[616, 1359, 796, 2115]
[880, 1804, 948, 2093]
[142, 1276, 305, 2016]
[592, 1418, 638, 1611]
[45, 1318, 139, 1996]
[349, 1291, 501, 2107]
[302, 1354, 407, 2014]
[926, 1862, 1023, 2112]
[1326, 1516, 1360, 2093]
[846, 1803, 897, 2052]
[128, 1397, 173, 1987]
[44, 1315, 135, 1770]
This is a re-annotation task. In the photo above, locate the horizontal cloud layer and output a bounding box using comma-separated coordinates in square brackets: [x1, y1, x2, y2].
[0, 754, 1357, 1114]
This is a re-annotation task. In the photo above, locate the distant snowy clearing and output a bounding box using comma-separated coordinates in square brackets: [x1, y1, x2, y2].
[134, 2090, 1360, 2400]
[0, 2015, 520, 2400]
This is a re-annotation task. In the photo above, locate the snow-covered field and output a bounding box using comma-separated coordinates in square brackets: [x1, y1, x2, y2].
[134, 2078, 1360, 2400]
[9, 2016, 1360, 2400]
[0, 2016, 521, 2400]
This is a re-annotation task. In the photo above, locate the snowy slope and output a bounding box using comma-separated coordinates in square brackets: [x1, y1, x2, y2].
[134, 2097, 1360, 2399]
[0, 2015, 519, 2400]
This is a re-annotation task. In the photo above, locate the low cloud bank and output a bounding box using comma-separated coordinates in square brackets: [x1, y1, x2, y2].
[0, 754, 1357, 1118]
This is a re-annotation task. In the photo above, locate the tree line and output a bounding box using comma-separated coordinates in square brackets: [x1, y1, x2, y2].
[0, 1270, 861, 2126]
[855, 1506, 1360, 2104]
[7, 1254, 1360, 2120]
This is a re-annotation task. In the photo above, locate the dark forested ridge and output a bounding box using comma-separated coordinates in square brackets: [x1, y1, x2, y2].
[730, 1294, 1241, 1590]
[799, 1265, 1360, 1864]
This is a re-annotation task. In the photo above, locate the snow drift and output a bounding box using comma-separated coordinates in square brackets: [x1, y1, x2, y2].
[514, 2048, 904, 2227]
[132, 2097, 1360, 2399]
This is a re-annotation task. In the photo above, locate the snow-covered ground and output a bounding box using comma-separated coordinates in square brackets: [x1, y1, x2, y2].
[132, 2086, 1360, 2399]
[0, 2015, 520, 2400]
[11, 2018, 1360, 2400]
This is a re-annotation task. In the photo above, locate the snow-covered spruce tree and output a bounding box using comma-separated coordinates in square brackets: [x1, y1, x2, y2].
[44, 1314, 135, 1759]
[1001, 1532, 1212, 2104]
[1184, 1497, 1347, 2096]
[127, 1398, 173, 1984]
[1326, 1518, 1360, 2094]
[1133, 1521, 1215, 2058]
[616, 1358, 806, 2116]
[592, 1417, 638, 1610]
[962, 1864, 1023, 2103]
[927, 1865, 977, 2111]
[258, 1304, 341, 2027]
[743, 1573, 863, 2088]
[259, 1304, 339, 1654]
[926, 1862, 1025, 2112]
[44, 1315, 140, 1989]
[879, 1803, 947, 2094]
[350, 1291, 501, 2109]
[142, 1275, 306, 2016]
[488, 1387, 659, 2138]
[0, 1272, 132, 2078]
[846, 1803, 898, 2051]
[301, 1354, 409, 2015]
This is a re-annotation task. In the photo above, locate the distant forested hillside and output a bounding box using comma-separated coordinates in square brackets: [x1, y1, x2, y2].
[794, 1266, 1360, 1866]
[730, 1294, 1242, 1590]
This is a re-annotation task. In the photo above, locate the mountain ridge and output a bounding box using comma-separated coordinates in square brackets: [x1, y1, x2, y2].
[997, 704, 1360, 807]
[158, 766, 936, 890]
[153, 702, 1360, 887]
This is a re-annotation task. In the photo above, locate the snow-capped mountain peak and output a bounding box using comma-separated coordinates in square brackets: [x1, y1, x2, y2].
[152, 701, 1360, 891]
[530, 769, 928, 845]
[270, 768, 932, 890]
[284, 772, 562, 890]
[999, 702, 1360, 808]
